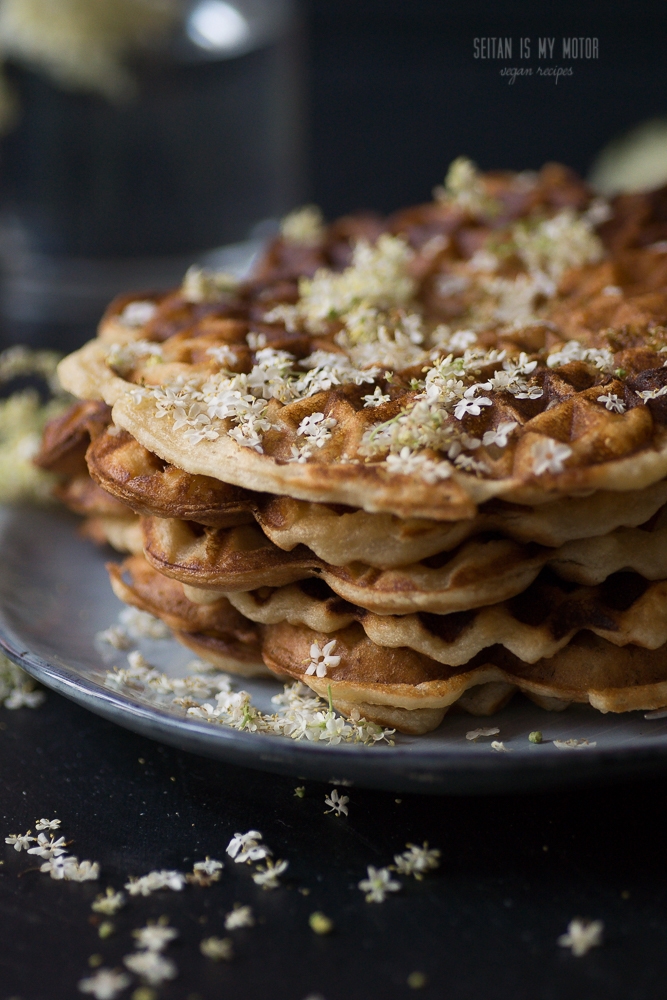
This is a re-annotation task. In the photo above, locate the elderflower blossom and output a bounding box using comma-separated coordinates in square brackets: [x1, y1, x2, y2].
[123, 950, 177, 985]
[193, 857, 224, 877]
[482, 421, 518, 448]
[546, 340, 615, 374]
[132, 924, 179, 952]
[124, 870, 186, 896]
[324, 789, 349, 816]
[597, 393, 626, 413]
[5, 830, 35, 851]
[224, 904, 255, 930]
[92, 889, 126, 915]
[513, 208, 605, 282]
[637, 385, 667, 403]
[558, 918, 604, 956]
[27, 832, 67, 859]
[35, 818, 61, 831]
[226, 831, 272, 864]
[181, 265, 237, 303]
[200, 936, 234, 961]
[78, 967, 131, 1000]
[362, 386, 391, 407]
[305, 639, 340, 678]
[358, 866, 402, 903]
[106, 340, 162, 377]
[252, 858, 289, 890]
[385, 448, 452, 483]
[41, 855, 99, 881]
[531, 437, 573, 476]
[280, 204, 325, 245]
[393, 843, 441, 880]
[298, 234, 415, 331]
[0, 656, 44, 709]
[118, 300, 158, 328]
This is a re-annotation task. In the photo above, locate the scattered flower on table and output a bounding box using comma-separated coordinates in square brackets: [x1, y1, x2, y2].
[252, 858, 289, 889]
[35, 817, 61, 830]
[558, 918, 604, 956]
[132, 924, 178, 952]
[294, 786, 306, 798]
[27, 832, 67, 859]
[358, 866, 402, 903]
[490, 741, 510, 752]
[124, 870, 185, 896]
[393, 842, 441, 880]
[92, 889, 126, 915]
[194, 856, 223, 876]
[226, 830, 272, 864]
[5, 830, 35, 851]
[553, 739, 597, 749]
[123, 951, 177, 986]
[200, 936, 234, 961]
[224, 904, 255, 930]
[41, 855, 99, 881]
[77, 967, 131, 999]
[324, 789, 349, 817]
[466, 727, 500, 741]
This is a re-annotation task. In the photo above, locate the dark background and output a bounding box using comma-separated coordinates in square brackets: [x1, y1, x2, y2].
[4, 4, 667, 998]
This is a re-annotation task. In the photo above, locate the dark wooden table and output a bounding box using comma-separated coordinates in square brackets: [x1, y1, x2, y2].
[1, 688, 666, 1000]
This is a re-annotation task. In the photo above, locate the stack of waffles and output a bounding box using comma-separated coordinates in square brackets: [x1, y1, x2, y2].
[35, 159, 667, 734]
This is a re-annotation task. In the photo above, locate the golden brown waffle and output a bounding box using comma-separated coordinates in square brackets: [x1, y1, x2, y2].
[225, 569, 667, 664]
[87, 424, 667, 563]
[141, 511, 667, 612]
[80, 515, 143, 555]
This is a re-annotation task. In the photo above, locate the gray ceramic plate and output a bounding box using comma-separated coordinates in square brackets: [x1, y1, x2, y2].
[2, 505, 667, 794]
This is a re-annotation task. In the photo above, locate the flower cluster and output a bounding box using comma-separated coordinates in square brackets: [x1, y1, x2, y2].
[5, 816, 99, 881]
[105, 339, 163, 377]
[0, 654, 44, 709]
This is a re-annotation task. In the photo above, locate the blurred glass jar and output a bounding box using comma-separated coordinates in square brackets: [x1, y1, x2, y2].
[0, 0, 304, 350]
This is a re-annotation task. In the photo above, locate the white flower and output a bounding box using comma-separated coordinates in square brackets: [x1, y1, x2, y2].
[482, 421, 518, 448]
[393, 842, 441, 880]
[252, 858, 289, 890]
[200, 936, 234, 961]
[531, 437, 573, 476]
[118, 300, 157, 327]
[384, 447, 452, 483]
[226, 831, 272, 864]
[124, 870, 185, 896]
[40, 854, 80, 880]
[5, 831, 35, 851]
[296, 412, 337, 448]
[553, 739, 597, 749]
[638, 384, 667, 402]
[305, 639, 341, 678]
[453, 385, 493, 420]
[324, 789, 349, 817]
[35, 818, 61, 831]
[92, 889, 126, 915]
[123, 951, 177, 985]
[490, 741, 510, 752]
[558, 918, 604, 956]
[27, 832, 67, 859]
[4, 685, 44, 709]
[362, 386, 391, 407]
[597, 393, 626, 413]
[224, 904, 255, 930]
[465, 727, 500, 741]
[133, 924, 178, 952]
[193, 857, 224, 877]
[119, 606, 171, 641]
[78, 967, 131, 999]
[67, 860, 101, 882]
[358, 865, 402, 903]
[206, 344, 240, 366]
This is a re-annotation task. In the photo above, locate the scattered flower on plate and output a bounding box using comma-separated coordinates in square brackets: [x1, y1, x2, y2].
[226, 830, 272, 864]
[252, 858, 288, 890]
[466, 727, 500, 741]
[358, 865, 402, 903]
[393, 843, 441, 880]
[324, 789, 349, 817]
[224, 904, 255, 930]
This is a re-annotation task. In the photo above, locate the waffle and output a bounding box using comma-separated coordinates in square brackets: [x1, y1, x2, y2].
[41, 161, 667, 731]
[87, 423, 667, 563]
[111, 555, 667, 733]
